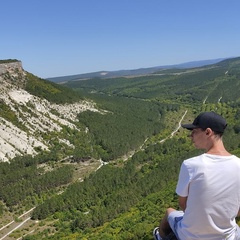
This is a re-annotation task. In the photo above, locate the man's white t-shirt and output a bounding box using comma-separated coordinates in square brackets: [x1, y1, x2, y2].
[176, 153, 240, 240]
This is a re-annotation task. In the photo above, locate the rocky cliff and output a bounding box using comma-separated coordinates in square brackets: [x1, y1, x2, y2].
[0, 61, 101, 162]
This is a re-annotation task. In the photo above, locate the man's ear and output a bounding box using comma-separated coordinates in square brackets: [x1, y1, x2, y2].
[205, 128, 212, 135]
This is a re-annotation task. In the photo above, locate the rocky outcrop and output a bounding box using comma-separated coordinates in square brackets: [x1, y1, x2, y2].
[0, 60, 23, 75]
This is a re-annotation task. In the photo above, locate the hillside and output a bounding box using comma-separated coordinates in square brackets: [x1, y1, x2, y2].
[62, 57, 240, 104]
[0, 60, 102, 162]
[0, 58, 240, 239]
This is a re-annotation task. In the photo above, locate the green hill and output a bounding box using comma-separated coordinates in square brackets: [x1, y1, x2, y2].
[62, 57, 240, 104]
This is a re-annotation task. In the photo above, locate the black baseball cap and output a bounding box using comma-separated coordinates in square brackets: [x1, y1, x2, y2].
[181, 111, 227, 133]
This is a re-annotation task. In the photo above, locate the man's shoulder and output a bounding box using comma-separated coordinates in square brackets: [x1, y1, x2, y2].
[183, 154, 203, 163]
[183, 154, 240, 168]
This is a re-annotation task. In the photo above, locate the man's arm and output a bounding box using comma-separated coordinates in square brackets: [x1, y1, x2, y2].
[179, 196, 187, 211]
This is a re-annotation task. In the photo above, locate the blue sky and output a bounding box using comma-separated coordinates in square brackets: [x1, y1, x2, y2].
[1, 0, 240, 78]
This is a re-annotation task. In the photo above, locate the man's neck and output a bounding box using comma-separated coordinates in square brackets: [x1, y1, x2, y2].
[206, 140, 231, 156]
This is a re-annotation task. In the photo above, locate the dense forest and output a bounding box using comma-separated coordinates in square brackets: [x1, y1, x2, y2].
[0, 57, 240, 239]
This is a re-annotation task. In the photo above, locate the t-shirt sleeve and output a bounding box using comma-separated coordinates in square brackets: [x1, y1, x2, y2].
[176, 162, 190, 197]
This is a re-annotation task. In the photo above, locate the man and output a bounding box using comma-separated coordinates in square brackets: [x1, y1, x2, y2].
[153, 111, 240, 240]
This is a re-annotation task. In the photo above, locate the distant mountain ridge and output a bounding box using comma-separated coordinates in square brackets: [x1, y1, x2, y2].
[47, 58, 227, 83]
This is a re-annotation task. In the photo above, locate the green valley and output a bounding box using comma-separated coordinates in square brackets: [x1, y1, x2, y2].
[0, 58, 240, 239]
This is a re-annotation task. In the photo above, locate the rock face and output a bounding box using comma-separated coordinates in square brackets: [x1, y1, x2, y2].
[0, 61, 101, 162]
